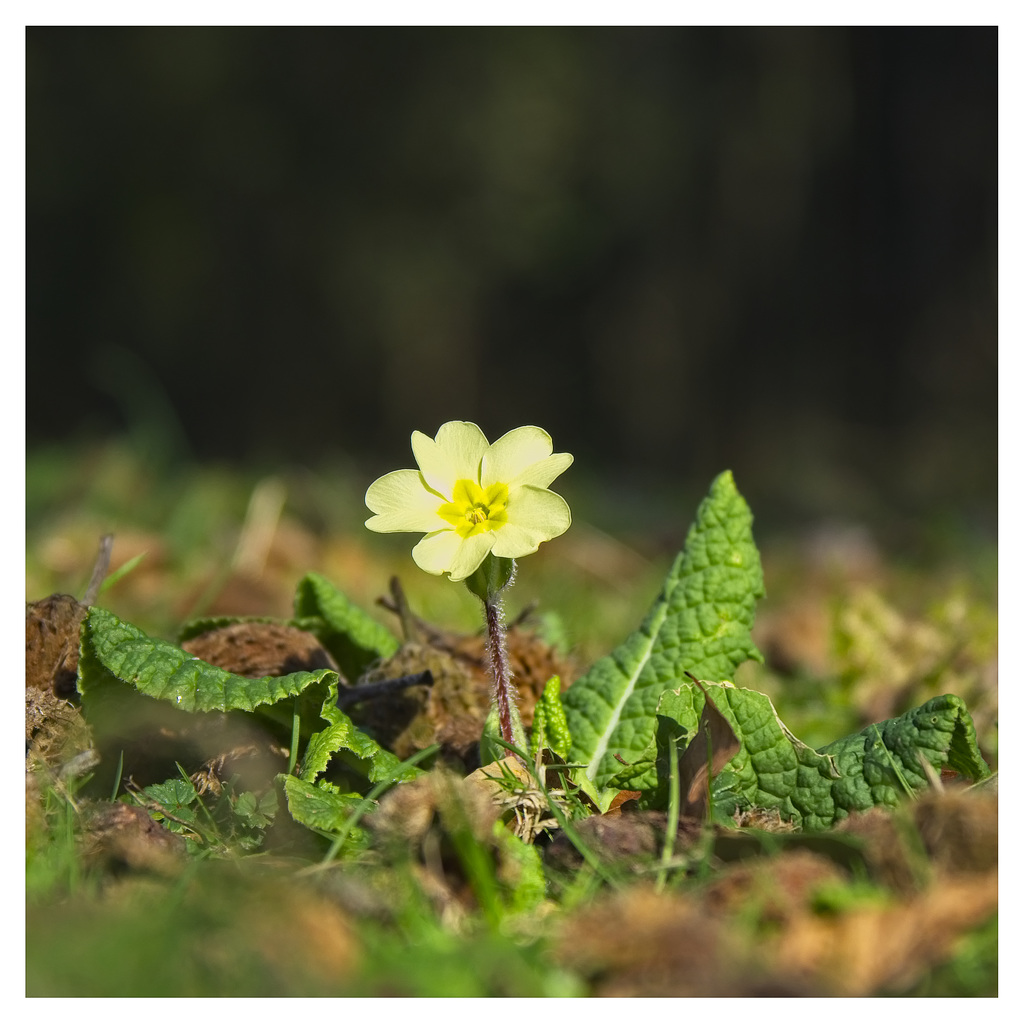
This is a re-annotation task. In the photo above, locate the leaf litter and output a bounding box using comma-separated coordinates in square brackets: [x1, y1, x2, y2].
[25, 463, 997, 996]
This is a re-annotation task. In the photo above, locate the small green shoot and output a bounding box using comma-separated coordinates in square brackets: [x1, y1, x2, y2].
[98, 552, 147, 594]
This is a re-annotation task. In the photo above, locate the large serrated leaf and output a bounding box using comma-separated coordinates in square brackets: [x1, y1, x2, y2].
[79, 606, 420, 797]
[563, 471, 764, 796]
[651, 682, 841, 828]
[815, 693, 992, 820]
[292, 572, 399, 680]
[648, 682, 991, 830]
[82, 606, 337, 714]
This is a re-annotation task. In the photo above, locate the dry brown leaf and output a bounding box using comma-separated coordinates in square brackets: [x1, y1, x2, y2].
[25, 536, 113, 697]
[354, 642, 488, 763]
[701, 848, 848, 922]
[189, 872, 361, 987]
[247, 884, 360, 983]
[775, 870, 997, 995]
[555, 885, 809, 996]
[25, 685, 94, 781]
[544, 809, 704, 873]
[835, 787, 998, 892]
[351, 577, 577, 766]
[911, 787, 998, 876]
[678, 677, 741, 819]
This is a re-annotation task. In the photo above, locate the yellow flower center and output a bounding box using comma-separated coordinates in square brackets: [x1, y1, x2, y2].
[437, 479, 510, 538]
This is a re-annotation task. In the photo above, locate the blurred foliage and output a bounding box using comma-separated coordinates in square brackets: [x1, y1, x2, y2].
[27, 27, 996, 543]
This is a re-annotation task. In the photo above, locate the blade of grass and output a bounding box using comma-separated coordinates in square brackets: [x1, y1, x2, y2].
[655, 731, 680, 891]
[97, 552, 147, 595]
[287, 698, 300, 777]
[109, 750, 124, 802]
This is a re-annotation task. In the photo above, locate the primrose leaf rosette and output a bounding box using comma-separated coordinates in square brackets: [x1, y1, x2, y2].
[365, 421, 573, 582]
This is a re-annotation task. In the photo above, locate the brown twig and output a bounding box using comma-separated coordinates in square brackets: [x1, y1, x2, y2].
[82, 534, 114, 606]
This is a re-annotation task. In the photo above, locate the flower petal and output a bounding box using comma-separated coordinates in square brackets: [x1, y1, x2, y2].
[508, 451, 574, 490]
[446, 531, 497, 582]
[412, 421, 489, 496]
[480, 426, 553, 488]
[411, 530, 464, 575]
[489, 486, 572, 557]
[411, 528, 495, 581]
[365, 470, 446, 533]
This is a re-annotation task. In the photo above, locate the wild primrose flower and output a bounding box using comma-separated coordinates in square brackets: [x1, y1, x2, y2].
[365, 421, 573, 583]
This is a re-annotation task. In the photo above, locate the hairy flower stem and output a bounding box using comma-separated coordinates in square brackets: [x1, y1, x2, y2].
[484, 592, 519, 755]
[466, 554, 525, 763]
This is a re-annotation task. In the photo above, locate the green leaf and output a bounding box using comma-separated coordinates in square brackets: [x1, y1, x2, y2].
[232, 789, 278, 831]
[83, 606, 337, 715]
[80, 606, 420, 799]
[646, 683, 991, 830]
[531, 677, 571, 759]
[140, 777, 199, 813]
[278, 775, 367, 836]
[137, 777, 202, 834]
[292, 572, 400, 680]
[649, 682, 840, 828]
[563, 471, 764, 798]
[815, 693, 992, 820]
[298, 682, 423, 787]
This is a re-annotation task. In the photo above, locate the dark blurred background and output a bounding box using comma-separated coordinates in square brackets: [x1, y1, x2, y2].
[27, 26, 997, 552]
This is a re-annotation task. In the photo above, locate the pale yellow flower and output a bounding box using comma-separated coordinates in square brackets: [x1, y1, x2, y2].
[365, 421, 573, 582]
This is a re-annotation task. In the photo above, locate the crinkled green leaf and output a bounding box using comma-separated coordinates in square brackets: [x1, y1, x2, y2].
[80, 606, 420, 797]
[82, 606, 337, 714]
[292, 571, 399, 680]
[814, 693, 992, 820]
[649, 682, 840, 827]
[645, 682, 991, 830]
[563, 471, 764, 797]
[603, 753, 656, 791]
[299, 682, 423, 786]
[278, 774, 367, 838]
